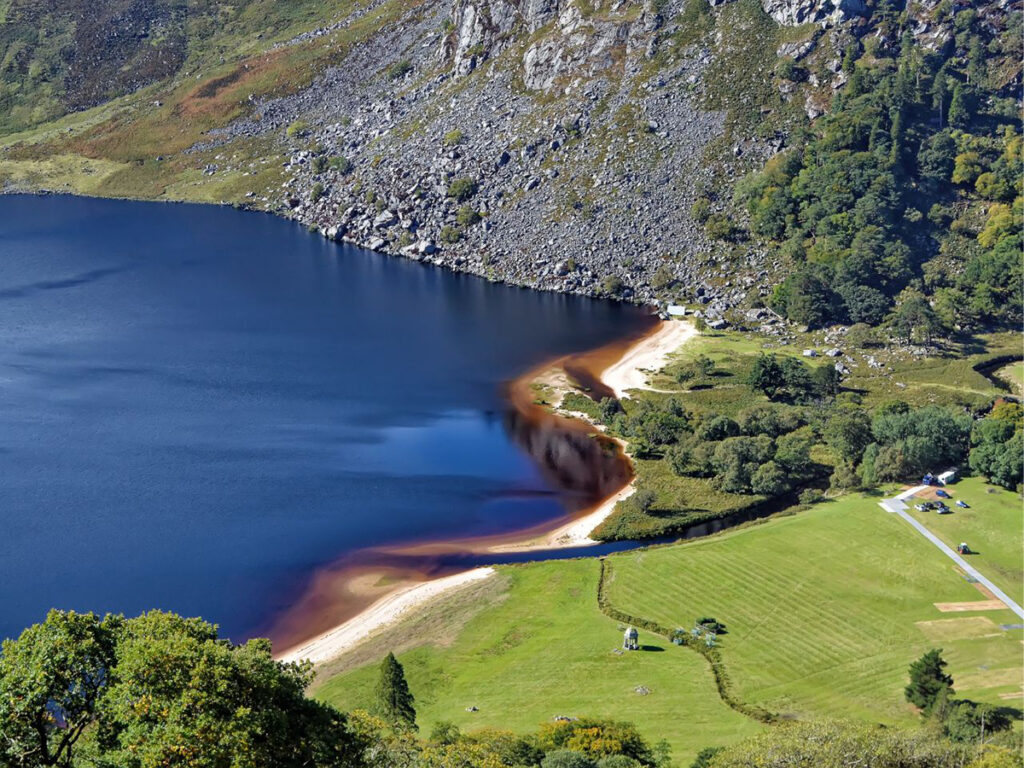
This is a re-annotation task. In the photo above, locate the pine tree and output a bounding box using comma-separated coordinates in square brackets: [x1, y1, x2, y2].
[374, 652, 417, 729]
[905, 648, 954, 715]
[948, 84, 970, 129]
[931, 67, 950, 127]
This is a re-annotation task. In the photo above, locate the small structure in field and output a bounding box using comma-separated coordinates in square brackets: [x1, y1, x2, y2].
[623, 626, 639, 650]
[937, 469, 957, 485]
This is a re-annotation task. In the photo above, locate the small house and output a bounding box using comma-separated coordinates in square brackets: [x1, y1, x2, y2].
[937, 469, 957, 485]
[623, 627, 639, 651]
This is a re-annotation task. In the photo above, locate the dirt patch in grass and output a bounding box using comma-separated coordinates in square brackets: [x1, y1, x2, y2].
[934, 600, 1008, 612]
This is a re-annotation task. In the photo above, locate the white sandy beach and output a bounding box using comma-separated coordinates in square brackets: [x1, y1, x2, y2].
[276, 567, 495, 664]
[601, 319, 696, 399]
[280, 318, 696, 665]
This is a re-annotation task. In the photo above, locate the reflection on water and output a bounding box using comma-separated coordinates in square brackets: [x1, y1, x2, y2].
[501, 401, 630, 509]
[262, 370, 637, 651]
[0, 194, 656, 643]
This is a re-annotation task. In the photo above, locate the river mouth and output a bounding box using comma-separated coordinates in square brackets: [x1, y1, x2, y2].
[0, 194, 656, 643]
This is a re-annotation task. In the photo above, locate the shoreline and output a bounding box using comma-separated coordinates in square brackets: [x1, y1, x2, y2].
[273, 318, 695, 663]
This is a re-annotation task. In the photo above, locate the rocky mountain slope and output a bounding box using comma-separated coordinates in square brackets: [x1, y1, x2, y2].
[1, 0, 1020, 321]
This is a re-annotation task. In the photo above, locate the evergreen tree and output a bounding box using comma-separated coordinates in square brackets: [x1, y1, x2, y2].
[905, 649, 954, 715]
[374, 652, 417, 729]
[947, 84, 970, 129]
[930, 66, 950, 127]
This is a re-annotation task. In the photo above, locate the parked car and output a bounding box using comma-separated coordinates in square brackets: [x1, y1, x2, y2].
[936, 489, 951, 499]
[936, 503, 951, 514]
[915, 503, 928, 511]
[956, 500, 969, 508]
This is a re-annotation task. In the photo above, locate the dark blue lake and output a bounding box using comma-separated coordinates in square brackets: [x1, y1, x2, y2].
[0, 195, 650, 643]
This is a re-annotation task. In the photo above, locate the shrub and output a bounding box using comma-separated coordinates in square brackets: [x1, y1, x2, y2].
[601, 275, 624, 296]
[631, 489, 657, 514]
[442, 129, 464, 147]
[311, 156, 328, 173]
[387, 59, 413, 80]
[456, 205, 481, 226]
[846, 322, 880, 348]
[285, 120, 310, 138]
[447, 177, 478, 202]
[542, 751, 595, 768]
[440, 225, 462, 244]
[775, 56, 801, 81]
[704, 213, 737, 241]
[798, 488, 823, 505]
[310, 182, 324, 203]
[690, 196, 712, 223]
[329, 156, 353, 174]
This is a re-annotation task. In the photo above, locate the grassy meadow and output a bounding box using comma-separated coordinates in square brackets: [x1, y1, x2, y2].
[314, 484, 1022, 760]
[605, 491, 1024, 723]
[314, 559, 763, 763]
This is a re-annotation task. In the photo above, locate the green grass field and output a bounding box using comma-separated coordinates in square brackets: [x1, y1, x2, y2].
[995, 361, 1024, 396]
[907, 476, 1024, 605]
[314, 560, 763, 762]
[605, 493, 1024, 723]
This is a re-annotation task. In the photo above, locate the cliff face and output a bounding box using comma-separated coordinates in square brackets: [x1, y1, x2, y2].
[446, 0, 662, 88]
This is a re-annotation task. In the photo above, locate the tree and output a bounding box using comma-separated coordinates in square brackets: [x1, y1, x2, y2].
[0, 610, 118, 768]
[375, 652, 417, 729]
[100, 611, 364, 767]
[943, 700, 1013, 743]
[538, 718, 654, 765]
[892, 293, 941, 343]
[824, 410, 873, 463]
[906, 649, 954, 715]
[970, 414, 1023, 490]
[750, 461, 789, 496]
[632, 488, 657, 514]
[542, 751, 596, 768]
[0, 610, 365, 768]
[947, 84, 971, 129]
[747, 355, 785, 399]
[774, 433, 812, 476]
[696, 415, 740, 442]
[859, 442, 880, 487]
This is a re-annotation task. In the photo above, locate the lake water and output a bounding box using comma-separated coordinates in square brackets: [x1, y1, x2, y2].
[0, 195, 651, 642]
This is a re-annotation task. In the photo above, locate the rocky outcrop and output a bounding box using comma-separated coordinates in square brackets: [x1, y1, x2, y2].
[445, 0, 662, 91]
[709, 0, 865, 26]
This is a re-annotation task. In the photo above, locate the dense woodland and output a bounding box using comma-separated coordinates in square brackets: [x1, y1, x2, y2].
[735, 4, 1022, 335]
[573, 346, 1022, 541]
